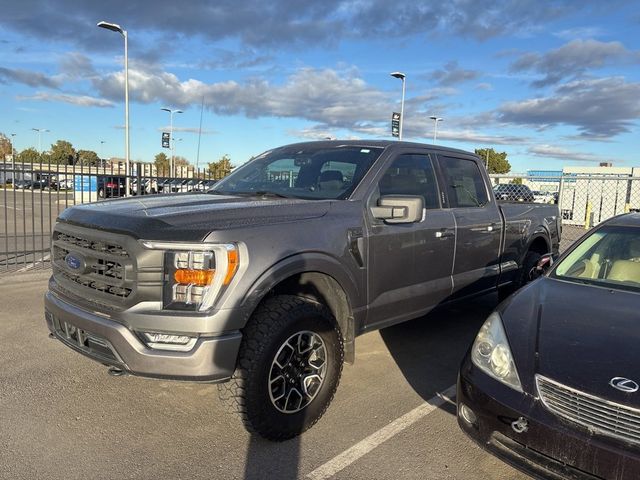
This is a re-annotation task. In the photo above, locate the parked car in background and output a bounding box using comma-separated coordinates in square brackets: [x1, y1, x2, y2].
[14, 179, 32, 189]
[458, 212, 640, 480]
[131, 178, 158, 195]
[493, 184, 535, 202]
[532, 190, 555, 204]
[97, 176, 126, 198]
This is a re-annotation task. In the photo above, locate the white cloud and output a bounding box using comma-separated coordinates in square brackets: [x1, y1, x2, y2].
[528, 144, 613, 163]
[16, 92, 114, 108]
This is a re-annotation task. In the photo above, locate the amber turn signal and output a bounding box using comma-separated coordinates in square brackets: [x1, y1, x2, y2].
[224, 249, 239, 285]
[174, 268, 215, 286]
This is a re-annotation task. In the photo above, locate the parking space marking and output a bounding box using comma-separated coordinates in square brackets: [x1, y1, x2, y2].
[306, 384, 456, 480]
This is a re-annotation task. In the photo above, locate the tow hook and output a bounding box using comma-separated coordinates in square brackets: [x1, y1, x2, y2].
[511, 416, 529, 434]
[108, 367, 127, 377]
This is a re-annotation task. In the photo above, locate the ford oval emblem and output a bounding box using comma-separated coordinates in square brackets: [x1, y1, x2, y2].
[65, 253, 83, 271]
[610, 377, 639, 393]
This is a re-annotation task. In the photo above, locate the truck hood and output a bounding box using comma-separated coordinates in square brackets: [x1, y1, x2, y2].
[58, 193, 331, 241]
[502, 277, 640, 408]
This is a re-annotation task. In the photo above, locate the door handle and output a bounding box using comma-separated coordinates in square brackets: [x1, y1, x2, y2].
[435, 229, 454, 239]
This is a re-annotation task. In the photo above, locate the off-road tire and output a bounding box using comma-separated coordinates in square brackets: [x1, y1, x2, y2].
[218, 295, 343, 441]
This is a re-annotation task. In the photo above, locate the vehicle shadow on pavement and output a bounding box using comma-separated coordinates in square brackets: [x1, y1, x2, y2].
[379, 294, 497, 409]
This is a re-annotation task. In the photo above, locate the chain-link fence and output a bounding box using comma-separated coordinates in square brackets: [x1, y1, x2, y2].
[490, 173, 640, 251]
[0, 160, 229, 273]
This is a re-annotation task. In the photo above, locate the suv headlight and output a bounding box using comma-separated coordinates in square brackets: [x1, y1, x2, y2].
[471, 312, 522, 392]
[141, 241, 239, 312]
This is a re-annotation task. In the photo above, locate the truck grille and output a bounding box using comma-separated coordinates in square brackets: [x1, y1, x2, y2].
[52, 229, 134, 303]
[537, 375, 640, 446]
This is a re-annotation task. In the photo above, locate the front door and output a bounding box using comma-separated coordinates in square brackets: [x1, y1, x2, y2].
[366, 152, 456, 329]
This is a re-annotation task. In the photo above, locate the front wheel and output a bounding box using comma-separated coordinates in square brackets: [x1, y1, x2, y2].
[218, 295, 343, 441]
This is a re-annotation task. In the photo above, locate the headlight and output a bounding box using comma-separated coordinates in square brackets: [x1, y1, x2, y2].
[141, 241, 239, 312]
[471, 312, 522, 392]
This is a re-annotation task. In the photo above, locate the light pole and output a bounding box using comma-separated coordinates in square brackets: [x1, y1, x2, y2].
[429, 116, 443, 143]
[98, 20, 130, 195]
[10, 133, 16, 179]
[32, 128, 49, 153]
[390, 72, 406, 140]
[161, 107, 183, 177]
[99, 140, 106, 159]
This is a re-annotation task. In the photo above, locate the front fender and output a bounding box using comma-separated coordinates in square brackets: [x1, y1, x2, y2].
[240, 252, 363, 314]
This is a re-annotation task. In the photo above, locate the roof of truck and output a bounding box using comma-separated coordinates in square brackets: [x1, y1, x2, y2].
[271, 140, 478, 158]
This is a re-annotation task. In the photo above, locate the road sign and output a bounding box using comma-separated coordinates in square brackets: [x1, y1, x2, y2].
[162, 132, 170, 148]
[391, 112, 401, 137]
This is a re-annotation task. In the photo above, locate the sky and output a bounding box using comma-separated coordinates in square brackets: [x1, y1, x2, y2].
[0, 0, 639, 173]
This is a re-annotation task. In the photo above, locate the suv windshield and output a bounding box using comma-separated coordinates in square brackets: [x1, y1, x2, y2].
[551, 225, 640, 292]
[209, 145, 384, 200]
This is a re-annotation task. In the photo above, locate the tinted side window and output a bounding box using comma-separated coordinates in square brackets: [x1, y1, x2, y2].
[378, 154, 440, 209]
[439, 157, 488, 208]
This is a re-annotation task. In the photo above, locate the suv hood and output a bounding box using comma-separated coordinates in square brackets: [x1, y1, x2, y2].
[502, 277, 640, 407]
[58, 193, 331, 241]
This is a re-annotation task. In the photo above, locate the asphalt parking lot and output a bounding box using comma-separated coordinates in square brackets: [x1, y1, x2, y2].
[0, 272, 530, 480]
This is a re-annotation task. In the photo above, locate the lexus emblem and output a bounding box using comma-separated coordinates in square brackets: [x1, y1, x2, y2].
[610, 377, 639, 393]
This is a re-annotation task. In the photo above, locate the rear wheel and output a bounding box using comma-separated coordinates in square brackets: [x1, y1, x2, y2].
[218, 295, 343, 441]
[498, 250, 543, 301]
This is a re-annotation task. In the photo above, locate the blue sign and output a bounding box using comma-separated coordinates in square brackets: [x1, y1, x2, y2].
[74, 175, 97, 193]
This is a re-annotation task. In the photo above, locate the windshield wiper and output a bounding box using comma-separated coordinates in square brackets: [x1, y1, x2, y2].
[213, 190, 293, 199]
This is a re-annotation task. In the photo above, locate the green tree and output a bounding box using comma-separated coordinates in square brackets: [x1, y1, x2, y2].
[77, 149, 100, 166]
[475, 148, 511, 174]
[49, 140, 76, 165]
[510, 177, 523, 185]
[207, 154, 234, 179]
[154, 152, 170, 174]
[17, 148, 41, 163]
[0, 133, 14, 159]
[174, 155, 190, 167]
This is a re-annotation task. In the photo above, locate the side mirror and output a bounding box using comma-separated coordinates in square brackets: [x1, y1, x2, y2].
[371, 195, 424, 224]
[532, 253, 554, 279]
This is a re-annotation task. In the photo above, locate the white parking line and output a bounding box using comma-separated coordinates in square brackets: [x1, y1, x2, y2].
[306, 384, 457, 480]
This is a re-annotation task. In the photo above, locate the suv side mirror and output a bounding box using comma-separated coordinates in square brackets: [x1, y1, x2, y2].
[371, 195, 424, 224]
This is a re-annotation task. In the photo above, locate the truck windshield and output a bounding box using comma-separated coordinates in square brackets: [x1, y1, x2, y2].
[209, 145, 384, 200]
[551, 225, 640, 293]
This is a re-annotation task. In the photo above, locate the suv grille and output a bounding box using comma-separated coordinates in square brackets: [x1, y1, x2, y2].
[537, 375, 640, 446]
[52, 230, 134, 302]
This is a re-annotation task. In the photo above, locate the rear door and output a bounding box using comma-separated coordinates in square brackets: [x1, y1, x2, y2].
[436, 155, 502, 298]
[365, 150, 455, 328]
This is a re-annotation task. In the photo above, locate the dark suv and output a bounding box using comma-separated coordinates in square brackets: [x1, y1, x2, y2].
[493, 184, 535, 202]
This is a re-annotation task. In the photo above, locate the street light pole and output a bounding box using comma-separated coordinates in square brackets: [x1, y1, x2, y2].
[390, 72, 406, 140]
[98, 21, 130, 196]
[10, 133, 16, 179]
[32, 128, 49, 153]
[99, 140, 106, 160]
[429, 116, 443, 143]
[161, 108, 183, 177]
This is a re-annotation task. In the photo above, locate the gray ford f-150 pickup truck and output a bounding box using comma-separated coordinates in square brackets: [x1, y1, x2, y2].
[45, 140, 560, 440]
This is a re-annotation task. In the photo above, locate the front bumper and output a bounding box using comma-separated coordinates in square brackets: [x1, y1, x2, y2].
[457, 358, 640, 480]
[45, 291, 242, 382]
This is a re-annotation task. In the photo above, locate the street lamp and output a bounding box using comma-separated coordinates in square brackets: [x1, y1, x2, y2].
[429, 116, 443, 143]
[390, 72, 406, 140]
[10, 133, 16, 180]
[161, 107, 183, 177]
[32, 128, 49, 153]
[98, 20, 130, 196]
[99, 140, 106, 160]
